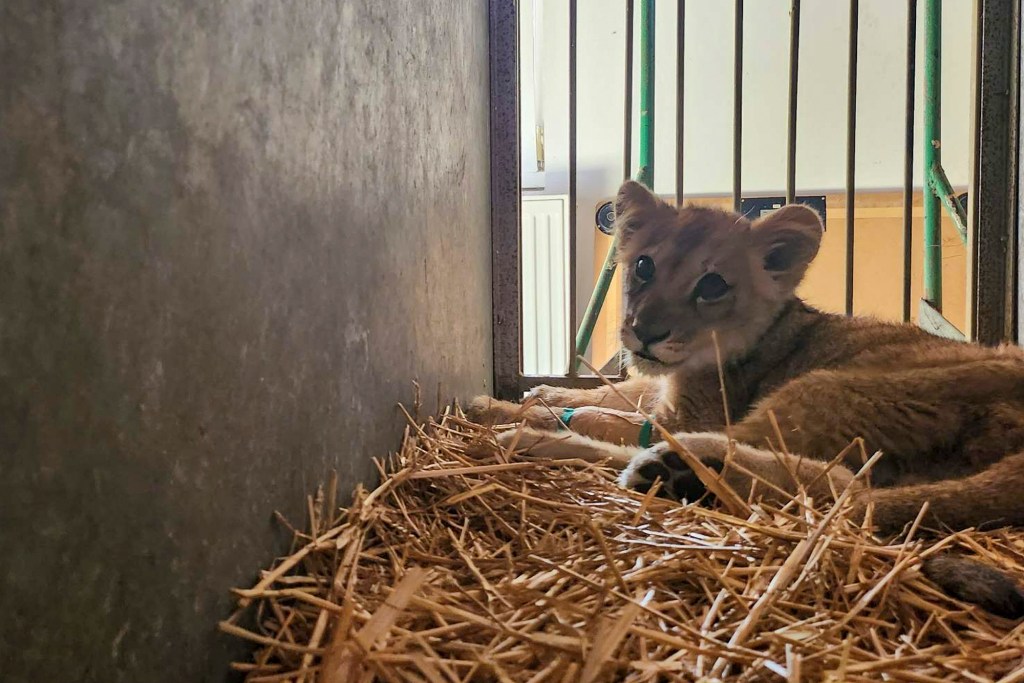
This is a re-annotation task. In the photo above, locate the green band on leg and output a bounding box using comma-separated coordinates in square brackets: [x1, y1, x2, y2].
[559, 407, 576, 431]
[638, 420, 654, 448]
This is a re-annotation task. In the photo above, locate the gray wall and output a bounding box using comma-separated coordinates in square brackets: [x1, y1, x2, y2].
[0, 1, 491, 680]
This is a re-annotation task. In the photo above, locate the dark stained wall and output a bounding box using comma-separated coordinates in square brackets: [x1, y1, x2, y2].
[0, 1, 491, 680]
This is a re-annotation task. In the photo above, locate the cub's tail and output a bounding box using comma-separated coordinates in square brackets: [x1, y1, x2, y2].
[922, 554, 1024, 619]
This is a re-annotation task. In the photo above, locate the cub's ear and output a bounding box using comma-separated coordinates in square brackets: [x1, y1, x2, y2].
[750, 204, 823, 290]
[614, 180, 668, 242]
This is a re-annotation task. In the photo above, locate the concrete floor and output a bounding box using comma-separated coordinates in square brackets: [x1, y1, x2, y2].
[0, 1, 492, 680]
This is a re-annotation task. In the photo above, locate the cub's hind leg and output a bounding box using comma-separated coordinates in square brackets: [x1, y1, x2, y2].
[866, 451, 1024, 534]
[726, 365, 1024, 486]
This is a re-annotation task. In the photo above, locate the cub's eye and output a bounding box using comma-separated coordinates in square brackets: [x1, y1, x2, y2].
[634, 255, 656, 282]
[693, 273, 730, 302]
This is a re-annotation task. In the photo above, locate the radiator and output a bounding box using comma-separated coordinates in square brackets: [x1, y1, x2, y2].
[521, 196, 570, 376]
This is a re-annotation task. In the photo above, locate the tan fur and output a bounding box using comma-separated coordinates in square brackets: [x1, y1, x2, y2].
[470, 180, 1024, 617]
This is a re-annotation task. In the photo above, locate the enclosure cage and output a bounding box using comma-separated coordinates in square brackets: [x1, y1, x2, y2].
[487, 0, 1022, 401]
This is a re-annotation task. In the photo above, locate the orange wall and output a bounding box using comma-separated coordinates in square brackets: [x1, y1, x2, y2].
[590, 191, 967, 367]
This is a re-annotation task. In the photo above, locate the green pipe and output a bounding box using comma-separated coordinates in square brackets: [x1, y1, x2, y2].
[636, 0, 655, 188]
[923, 0, 942, 309]
[574, 0, 655, 370]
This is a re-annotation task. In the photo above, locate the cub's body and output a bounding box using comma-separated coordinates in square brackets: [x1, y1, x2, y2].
[470, 181, 1024, 617]
[637, 300, 1024, 491]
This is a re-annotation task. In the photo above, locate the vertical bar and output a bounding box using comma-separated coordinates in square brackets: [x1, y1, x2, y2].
[845, 0, 859, 316]
[623, 0, 635, 182]
[923, 0, 942, 309]
[1017, 1, 1024, 343]
[568, 0, 578, 376]
[488, 0, 521, 399]
[786, 0, 800, 205]
[637, 0, 656, 188]
[732, 0, 743, 213]
[676, 0, 686, 203]
[617, 0, 635, 375]
[902, 0, 918, 322]
[973, 0, 1020, 343]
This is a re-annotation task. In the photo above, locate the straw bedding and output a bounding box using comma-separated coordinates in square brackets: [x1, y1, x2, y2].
[223, 408, 1024, 682]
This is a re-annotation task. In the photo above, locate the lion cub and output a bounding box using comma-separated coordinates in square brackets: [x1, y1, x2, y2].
[470, 180, 1024, 618]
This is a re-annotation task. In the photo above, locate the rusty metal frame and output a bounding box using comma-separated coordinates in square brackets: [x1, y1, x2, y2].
[1019, 0, 1024, 342]
[488, 0, 620, 399]
[971, 0, 1020, 345]
[488, 0, 522, 399]
[845, 0, 859, 315]
[903, 0, 918, 323]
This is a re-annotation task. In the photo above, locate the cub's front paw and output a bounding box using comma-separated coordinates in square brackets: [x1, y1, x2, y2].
[524, 384, 571, 405]
[618, 443, 724, 504]
[466, 396, 524, 426]
[467, 396, 563, 432]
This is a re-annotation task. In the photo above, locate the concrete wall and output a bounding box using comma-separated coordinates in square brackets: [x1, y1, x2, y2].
[0, 2, 491, 681]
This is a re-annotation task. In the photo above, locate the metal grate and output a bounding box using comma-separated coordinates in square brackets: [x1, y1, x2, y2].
[487, 0, 1020, 400]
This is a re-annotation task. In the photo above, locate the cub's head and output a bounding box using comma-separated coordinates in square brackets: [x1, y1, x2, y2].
[614, 180, 823, 374]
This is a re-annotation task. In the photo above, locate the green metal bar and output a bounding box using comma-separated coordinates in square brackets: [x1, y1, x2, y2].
[574, 0, 655, 370]
[636, 0, 656, 188]
[923, 0, 942, 309]
[919, 1, 965, 343]
[575, 236, 620, 372]
[927, 164, 968, 243]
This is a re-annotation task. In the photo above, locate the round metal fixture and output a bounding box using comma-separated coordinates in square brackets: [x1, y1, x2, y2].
[596, 201, 615, 235]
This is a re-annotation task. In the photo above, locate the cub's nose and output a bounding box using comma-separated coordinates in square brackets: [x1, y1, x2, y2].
[631, 322, 670, 348]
